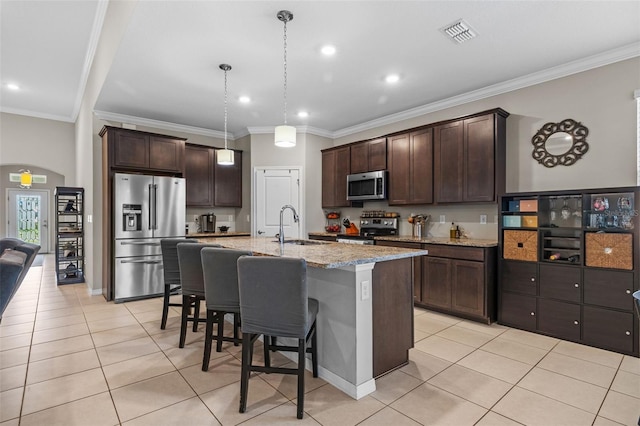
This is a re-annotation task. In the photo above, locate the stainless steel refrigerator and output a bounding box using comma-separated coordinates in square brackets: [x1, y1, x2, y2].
[113, 173, 185, 302]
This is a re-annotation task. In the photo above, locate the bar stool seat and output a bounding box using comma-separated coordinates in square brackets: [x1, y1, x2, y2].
[237, 256, 318, 419]
[177, 242, 221, 348]
[201, 247, 252, 371]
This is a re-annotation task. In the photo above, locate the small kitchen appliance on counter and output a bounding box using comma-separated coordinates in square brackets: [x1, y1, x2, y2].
[200, 213, 216, 232]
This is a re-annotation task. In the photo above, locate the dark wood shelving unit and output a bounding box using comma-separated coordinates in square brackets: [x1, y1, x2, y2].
[55, 187, 85, 284]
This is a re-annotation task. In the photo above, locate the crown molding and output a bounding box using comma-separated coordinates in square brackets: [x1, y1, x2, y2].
[93, 110, 232, 139]
[0, 107, 75, 123]
[333, 42, 640, 139]
[70, 0, 108, 122]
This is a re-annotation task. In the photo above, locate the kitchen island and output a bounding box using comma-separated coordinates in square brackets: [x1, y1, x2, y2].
[196, 236, 427, 399]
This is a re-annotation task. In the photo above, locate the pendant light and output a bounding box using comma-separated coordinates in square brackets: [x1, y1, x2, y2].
[217, 64, 234, 165]
[19, 169, 32, 188]
[274, 10, 296, 148]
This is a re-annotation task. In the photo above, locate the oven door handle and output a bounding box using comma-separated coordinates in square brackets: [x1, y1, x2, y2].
[119, 259, 162, 264]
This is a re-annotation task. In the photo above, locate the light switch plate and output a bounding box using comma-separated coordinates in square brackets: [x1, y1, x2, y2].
[439, 215, 445, 224]
[480, 214, 487, 224]
[361, 280, 370, 301]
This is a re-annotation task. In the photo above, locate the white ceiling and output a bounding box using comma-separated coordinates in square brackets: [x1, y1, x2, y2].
[2, 1, 639, 139]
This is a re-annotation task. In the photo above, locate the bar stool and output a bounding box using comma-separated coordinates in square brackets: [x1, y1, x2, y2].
[159, 238, 196, 330]
[237, 256, 318, 419]
[176, 242, 221, 348]
[200, 247, 252, 371]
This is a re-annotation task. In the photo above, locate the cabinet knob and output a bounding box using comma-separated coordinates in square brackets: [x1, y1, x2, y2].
[530, 277, 536, 282]
[573, 321, 579, 325]
[530, 312, 535, 316]
[626, 331, 631, 336]
[626, 289, 631, 294]
[574, 283, 579, 288]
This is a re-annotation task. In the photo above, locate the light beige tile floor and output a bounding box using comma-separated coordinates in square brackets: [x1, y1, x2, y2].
[1, 255, 639, 425]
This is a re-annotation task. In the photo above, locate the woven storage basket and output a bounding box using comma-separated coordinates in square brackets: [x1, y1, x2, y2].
[503, 230, 538, 262]
[585, 233, 633, 270]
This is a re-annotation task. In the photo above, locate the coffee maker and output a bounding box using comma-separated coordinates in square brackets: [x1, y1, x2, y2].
[200, 213, 216, 232]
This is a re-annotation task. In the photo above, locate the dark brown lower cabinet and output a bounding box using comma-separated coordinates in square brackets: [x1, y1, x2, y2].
[372, 258, 413, 377]
[537, 298, 581, 341]
[582, 306, 634, 354]
[499, 292, 537, 331]
[376, 240, 496, 324]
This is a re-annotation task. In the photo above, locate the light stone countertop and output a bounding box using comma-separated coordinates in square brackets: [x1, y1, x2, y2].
[187, 232, 250, 238]
[196, 236, 427, 269]
[307, 232, 498, 248]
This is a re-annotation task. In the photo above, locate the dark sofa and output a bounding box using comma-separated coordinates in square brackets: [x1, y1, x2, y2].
[1, 238, 41, 321]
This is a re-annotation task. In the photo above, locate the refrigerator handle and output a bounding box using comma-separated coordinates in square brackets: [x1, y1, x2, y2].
[149, 183, 157, 230]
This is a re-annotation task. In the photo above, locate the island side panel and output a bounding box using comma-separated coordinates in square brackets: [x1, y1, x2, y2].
[372, 257, 413, 377]
[307, 263, 376, 399]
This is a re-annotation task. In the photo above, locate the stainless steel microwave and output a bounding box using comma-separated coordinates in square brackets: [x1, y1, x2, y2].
[347, 170, 387, 201]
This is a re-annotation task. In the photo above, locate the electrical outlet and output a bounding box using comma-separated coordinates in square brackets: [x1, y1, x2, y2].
[228, 215, 233, 222]
[361, 280, 370, 301]
[87, 214, 92, 223]
[480, 214, 487, 224]
[193, 215, 199, 222]
[439, 215, 445, 224]
[246, 214, 250, 222]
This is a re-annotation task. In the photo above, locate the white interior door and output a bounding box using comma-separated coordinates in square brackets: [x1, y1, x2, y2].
[7, 189, 50, 252]
[254, 168, 302, 239]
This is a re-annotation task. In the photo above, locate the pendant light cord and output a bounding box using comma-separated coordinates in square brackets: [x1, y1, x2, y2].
[283, 18, 288, 125]
[223, 68, 228, 149]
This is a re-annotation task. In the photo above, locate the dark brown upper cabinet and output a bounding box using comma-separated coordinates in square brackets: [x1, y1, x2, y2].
[101, 126, 185, 174]
[214, 149, 242, 207]
[387, 128, 433, 205]
[350, 137, 387, 174]
[434, 110, 508, 203]
[322, 146, 351, 208]
[185, 144, 214, 206]
[185, 144, 242, 207]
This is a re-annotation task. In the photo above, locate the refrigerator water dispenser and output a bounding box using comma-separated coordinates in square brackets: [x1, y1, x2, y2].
[122, 204, 142, 231]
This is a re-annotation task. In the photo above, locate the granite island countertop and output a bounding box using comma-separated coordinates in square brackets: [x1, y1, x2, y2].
[187, 231, 250, 238]
[307, 232, 497, 248]
[196, 236, 427, 269]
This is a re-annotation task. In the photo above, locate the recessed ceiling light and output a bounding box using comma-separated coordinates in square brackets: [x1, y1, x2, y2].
[239, 96, 251, 103]
[7, 83, 20, 91]
[385, 74, 400, 84]
[321, 45, 336, 56]
[297, 111, 309, 118]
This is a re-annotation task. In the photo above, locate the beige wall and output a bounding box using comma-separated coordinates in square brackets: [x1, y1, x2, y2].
[335, 57, 640, 193]
[0, 112, 76, 183]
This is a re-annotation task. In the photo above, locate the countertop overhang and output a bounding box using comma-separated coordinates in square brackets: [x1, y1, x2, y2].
[196, 236, 427, 268]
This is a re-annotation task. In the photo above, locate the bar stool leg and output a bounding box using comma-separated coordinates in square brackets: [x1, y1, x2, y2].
[263, 335, 271, 368]
[202, 309, 215, 371]
[193, 297, 201, 332]
[216, 311, 225, 352]
[297, 338, 306, 419]
[161, 284, 170, 330]
[311, 323, 318, 378]
[239, 332, 252, 413]
[179, 295, 190, 348]
[233, 314, 240, 346]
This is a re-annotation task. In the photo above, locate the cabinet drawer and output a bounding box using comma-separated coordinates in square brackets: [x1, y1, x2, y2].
[499, 292, 536, 331]
[424, 244, 484, 261]
[583, 269, 635, 311]
[538, 299, 581, 341]
[376, 241, 422, 250]
[501, 261, 537, 295]
[583, 306, 634, 354]
[539, 264, 581, 303]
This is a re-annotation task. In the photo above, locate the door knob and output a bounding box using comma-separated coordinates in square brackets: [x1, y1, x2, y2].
[257, 230, 265, 235]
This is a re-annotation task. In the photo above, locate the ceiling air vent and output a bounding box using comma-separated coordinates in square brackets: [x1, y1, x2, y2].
[440, 19, 477, 44]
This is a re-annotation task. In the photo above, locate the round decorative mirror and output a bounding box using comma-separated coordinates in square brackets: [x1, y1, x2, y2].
[531, 119, 589, 167]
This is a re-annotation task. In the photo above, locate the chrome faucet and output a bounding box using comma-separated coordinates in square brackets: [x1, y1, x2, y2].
[279, 204, 299, 245]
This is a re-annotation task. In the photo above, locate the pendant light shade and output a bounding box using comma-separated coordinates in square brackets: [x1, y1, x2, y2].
[275, 10, 296, 148]
[275, 125, 296, 148]
[217, 148, 234, 165]
[217, 63, 235, 165]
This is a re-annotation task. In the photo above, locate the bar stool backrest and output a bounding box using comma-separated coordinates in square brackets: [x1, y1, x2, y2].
[237, 256, 308, 339]
[177, 243, 221, 296]
[161, 238, 196, 286]
[201, 247, 252, 312]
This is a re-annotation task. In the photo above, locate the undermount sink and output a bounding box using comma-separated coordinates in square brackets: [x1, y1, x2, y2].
[273, 239, 327, 246]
